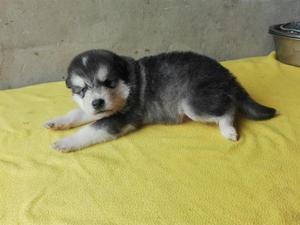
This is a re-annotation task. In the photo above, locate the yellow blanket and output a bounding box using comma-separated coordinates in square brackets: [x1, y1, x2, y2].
[0, 52, 300, 225]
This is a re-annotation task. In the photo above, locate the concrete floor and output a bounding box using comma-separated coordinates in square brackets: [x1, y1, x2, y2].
[0, 0, 299, 89]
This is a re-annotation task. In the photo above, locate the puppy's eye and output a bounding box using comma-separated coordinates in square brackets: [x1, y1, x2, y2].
[73, 86, 87, 97]
[103, 79, 118, 88]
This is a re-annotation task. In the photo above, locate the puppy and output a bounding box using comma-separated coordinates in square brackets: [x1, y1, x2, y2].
[44, 50, 276, 152]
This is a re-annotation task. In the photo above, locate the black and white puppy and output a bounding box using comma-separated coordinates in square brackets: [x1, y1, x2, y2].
[44, 50, 276, 152]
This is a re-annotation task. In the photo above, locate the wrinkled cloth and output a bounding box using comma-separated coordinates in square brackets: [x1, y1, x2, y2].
[0, 52, 300, 225]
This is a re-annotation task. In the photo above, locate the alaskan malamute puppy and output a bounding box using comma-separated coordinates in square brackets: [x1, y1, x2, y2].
[44, 50, 276, 152]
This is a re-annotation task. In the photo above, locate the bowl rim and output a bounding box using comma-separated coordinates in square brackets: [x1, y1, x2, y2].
[269, 24, 300, 40]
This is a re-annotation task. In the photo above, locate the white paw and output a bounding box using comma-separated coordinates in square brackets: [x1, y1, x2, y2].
[52, 137, 79, 153]
[44, 119, 70, 130]
[221, 127, 238, 141]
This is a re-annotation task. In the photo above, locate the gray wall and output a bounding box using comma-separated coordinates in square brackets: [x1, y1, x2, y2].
[0, 0, 299, 89]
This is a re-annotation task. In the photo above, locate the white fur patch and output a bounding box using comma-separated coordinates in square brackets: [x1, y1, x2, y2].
[44, 108, 104, 130]
[218, 112, 238, 141]
[71, 74, 85, 88]
[97, 66, 108, 81]
[52, 125, 116, 152]
[82, 56, 88, 67]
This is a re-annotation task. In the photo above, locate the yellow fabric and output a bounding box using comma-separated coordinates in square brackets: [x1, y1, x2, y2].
[1, 52, 300, 225]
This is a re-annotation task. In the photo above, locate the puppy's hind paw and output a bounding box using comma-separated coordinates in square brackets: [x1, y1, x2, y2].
[221, 127, 239, 142]
[226, 131, 238, 142]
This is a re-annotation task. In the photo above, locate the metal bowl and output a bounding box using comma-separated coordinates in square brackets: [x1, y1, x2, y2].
[269, 22, 300, 67]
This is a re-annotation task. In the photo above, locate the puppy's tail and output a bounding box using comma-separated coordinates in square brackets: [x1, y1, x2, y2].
[231, 82, 276, 120]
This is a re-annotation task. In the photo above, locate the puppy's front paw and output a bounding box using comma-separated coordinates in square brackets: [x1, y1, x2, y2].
[52, 137, 78, 153]
[44, 119, 70, 130]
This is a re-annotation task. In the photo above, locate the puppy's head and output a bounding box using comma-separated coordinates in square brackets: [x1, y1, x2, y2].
[66, 50, 132, 116]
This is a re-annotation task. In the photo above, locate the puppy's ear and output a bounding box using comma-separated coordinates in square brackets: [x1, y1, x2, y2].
[120, 56, 136, 83]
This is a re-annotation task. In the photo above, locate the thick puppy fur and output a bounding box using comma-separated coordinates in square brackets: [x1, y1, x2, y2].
[44, 50, 276, 152]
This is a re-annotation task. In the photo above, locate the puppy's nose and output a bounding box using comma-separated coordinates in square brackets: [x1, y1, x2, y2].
[92, 99, 105, 110]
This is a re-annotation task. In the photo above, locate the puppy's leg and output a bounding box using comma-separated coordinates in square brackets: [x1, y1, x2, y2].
[52, 121, 136, 152]
[44, 108, 102, 130]
[52, 125, 114, 152]
[218, 112, 238, 141]
[182, 100, 238, 141]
